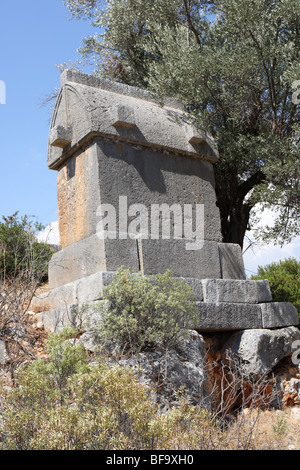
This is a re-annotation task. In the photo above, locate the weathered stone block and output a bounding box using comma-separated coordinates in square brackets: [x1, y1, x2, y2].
[140, 239, 222, 279]
[223, 327, 300, 377]
[42, 300, 107, 333]
[56, 143, 101, 249]
[49, 125, 72, 149]
[219, 243, 246, 279]
[40, 70, 300, 336]
[112, 104, 135, 129]
[49, 235, 105, 288]
[48, 69, 219, 170]
[261, 302, 299, 328]
[179, 277, 203, 301]
[31, 271, 116, 313]
[195, 302, 263, 331]
[48, 234, 139, 289]
[194, 300, 299, 331]
[202, 279, 272, 303]
[76, 271, 115, 303]
[95, 138, 222, 244]
[38, 277, 299, 333]
[32, 285, 77, 313]
[42, 305, 78, 332]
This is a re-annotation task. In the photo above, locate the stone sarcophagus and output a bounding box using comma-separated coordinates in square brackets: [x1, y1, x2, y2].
[33, 70, 298, 332]
[47, 69, 242, 286]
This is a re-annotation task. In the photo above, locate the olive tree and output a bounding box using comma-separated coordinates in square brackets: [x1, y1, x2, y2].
[62, 0, 300, 249]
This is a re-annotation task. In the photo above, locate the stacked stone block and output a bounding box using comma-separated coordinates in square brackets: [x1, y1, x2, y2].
[32, 70, 298, 333]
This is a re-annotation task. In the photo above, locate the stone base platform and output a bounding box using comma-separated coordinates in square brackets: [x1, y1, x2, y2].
[30, 272, 299, 333]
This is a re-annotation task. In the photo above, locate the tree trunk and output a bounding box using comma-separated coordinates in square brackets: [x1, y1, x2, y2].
[215, 170, 265, 250]
[220, 202, 252, 250]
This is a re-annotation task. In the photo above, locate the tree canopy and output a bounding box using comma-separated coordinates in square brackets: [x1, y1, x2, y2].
[0, 212, 55, 282]
[62, 0, 300, 248]
[251, 257, 300, 315]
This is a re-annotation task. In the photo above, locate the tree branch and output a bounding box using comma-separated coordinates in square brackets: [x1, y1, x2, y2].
[182, 0, 202, 48]
[238, 170, 265, 200]
[248, 29, 277, 124]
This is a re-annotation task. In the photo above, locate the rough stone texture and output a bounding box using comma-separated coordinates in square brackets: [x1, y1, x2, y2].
[222, 327, 300, 378]
[41, 305, 78, 333]
[105, 330, 209, 411]
[139, 239, 222, 279]
[261, 302, 299, 328]
[76, 272, 115, 304]
[35, 70, 299, 333]
[95, 137, 222, 244]
[49, 238, 237, 289]
[202, 279, 272, 303]
[218, 243, 246, 280]
[32, 272, 206, 313]
[76, 326, 300, 412]
[31, 271, 115, 313]
[195, 302, 263, 331]
[52, 133, 224, 284]
[179, 277, 204, 301]
[48, 69, 219, 170]
[49, 125, 72, 149]
[46, 69, 249, 293]
[48, 234, 140, 289]
[41, 300, 107, 333]
[35, 272, 299, 332]
[56, 144, 101, 249]
[195, 301, 298, 331]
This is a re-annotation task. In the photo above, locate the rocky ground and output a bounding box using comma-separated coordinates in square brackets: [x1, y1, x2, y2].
[1, 281, 300, 450]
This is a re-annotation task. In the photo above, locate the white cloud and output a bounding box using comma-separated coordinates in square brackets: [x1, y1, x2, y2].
[242, 207, 300, 277]
[37, 221, 60, 245]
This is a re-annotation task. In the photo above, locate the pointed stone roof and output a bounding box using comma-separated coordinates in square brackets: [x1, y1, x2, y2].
[48, 69, 218, 170]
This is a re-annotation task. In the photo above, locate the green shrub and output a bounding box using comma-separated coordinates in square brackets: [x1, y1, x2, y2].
[0, 327, 226, 450]
[251, 257, 300, 316]
[95, 267, 199, 354]
[45, 326, 90, 391]
[0, 211, 55, 282]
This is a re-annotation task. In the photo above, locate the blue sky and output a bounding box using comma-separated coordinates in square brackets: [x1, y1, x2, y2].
[0, 0, 94, 226]
[0, 0, 299, 277]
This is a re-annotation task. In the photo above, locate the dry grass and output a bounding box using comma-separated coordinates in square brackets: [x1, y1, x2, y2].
[226, 406, 300, 450]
